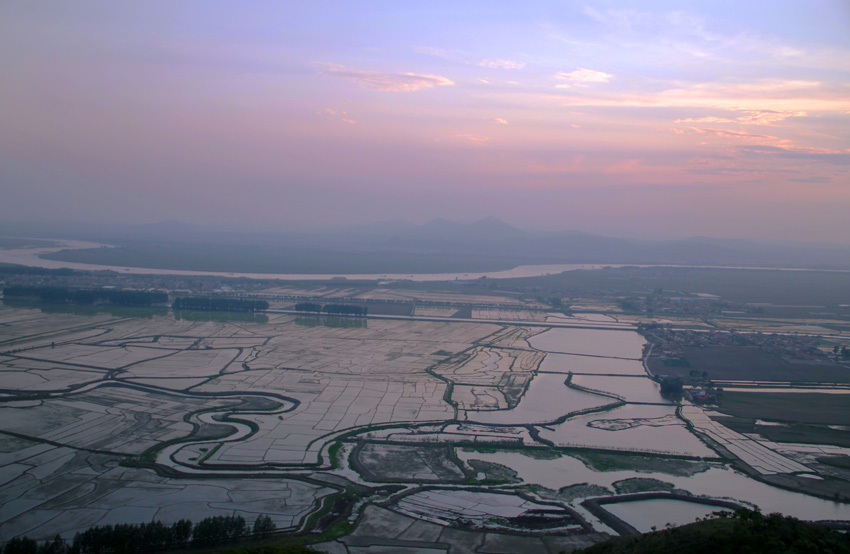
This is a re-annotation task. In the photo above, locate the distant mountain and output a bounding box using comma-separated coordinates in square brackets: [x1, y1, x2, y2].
[3, 217, 849, 270]
[391, 217, 525, 243]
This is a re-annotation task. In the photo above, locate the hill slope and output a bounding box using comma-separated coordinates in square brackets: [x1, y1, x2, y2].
[577, 509, 850, 554]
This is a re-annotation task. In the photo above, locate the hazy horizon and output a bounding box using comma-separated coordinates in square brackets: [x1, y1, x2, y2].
[5, 215, 850, 248]
[2, 1, 849, 243]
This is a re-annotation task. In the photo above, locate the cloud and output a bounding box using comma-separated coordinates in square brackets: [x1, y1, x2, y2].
[678, 110, 806, 126]
[689, 127, 777, 140]
[553, 79, 849, 113]
[457, 134, 490, 145]
[415, 46, 464, 62]
[788, 176, 833, 183]
[321, 64, 454, 92]
[582, 7, 652, 29]
[739, 145, 850, 165]
[479, 59, 526, 70]
[554, 68, 612, 84]
[319, 108, 356, 124]
[736, 110, 807, 124]
[491, 118, 508, 125]
[676, 116, 737, 124]
[418, 47, 526, 71]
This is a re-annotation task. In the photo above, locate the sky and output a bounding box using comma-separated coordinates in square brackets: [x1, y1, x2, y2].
[1, 1, 849, 242]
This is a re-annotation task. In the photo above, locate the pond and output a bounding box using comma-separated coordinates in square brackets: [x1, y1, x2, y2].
[457, 450, 850, 522]
[538, 404, 716, 457]
[529, 328, 646, 359]
[602, 499, 728, 532]
[571, 375, 667, 404]
[464, 373, 614, 425]
[539, 353, 648, 376]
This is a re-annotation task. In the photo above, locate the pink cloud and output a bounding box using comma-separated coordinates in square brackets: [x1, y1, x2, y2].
[457, 134, 490, 145]
[688, 127, 778, 140]
[551, 79, 848, 113]
[677, 110, 807, 126]
[555, 68, 612, 84]
[319, 107, 356, 124]
[321, 64, 454, 92]
[479, 58, 526, 70]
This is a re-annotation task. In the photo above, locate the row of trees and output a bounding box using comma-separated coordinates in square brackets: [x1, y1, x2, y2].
[293, 303, 367, 316]
[0, 266, 74, 276]
[172, 297, 269, 313]
[3, 287, 167, 306]
[1, 515, 276, 554]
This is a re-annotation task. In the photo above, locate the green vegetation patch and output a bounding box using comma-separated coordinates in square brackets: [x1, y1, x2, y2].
[613, 478, 676, 494]
[465, 459, 521, 484]
[519, 448, 563, 460]
[557, 483, 612, 502]
[574, 452, 711, 477]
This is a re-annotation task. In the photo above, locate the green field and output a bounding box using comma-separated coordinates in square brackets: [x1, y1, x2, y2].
[501, 266, 850, 310]
[650, 346, 850, 383]
[712, 391, 850, 447]
[716, 392, 850, 426]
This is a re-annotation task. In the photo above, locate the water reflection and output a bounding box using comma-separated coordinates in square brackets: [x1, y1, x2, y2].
[538, 404, 714, 457]
[2, 298, 168, 319]
[294, 315, 367, 328]
[603, 499, 728, 532]
[529, 328, 646, 359]
[463, 374, 615, 425]
[172, 309, 268, 324]
[457, 450, 850, 522]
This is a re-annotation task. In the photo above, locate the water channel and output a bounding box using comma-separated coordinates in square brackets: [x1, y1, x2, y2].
[460, 326, 850, 528]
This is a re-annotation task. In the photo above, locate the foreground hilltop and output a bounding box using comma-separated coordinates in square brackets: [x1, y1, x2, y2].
[577, 509, 850, 554]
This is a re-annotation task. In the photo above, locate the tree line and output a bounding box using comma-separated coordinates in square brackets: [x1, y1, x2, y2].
[3, 286, 167, 306]
[172, 297, 269, 313]
[293, 303, 367, 316]
[0, 266, 75, 276]
[1, 514, 277, 554]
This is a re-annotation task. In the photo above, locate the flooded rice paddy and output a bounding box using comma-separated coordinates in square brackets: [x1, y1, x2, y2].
[539, 353, 648, 376]
[457, 325, 850, 527]
[464, 373, 614, 425]
[457, 450, 850, 522]
[528, 328, 646, 359]
[1, 301, 848, 544]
